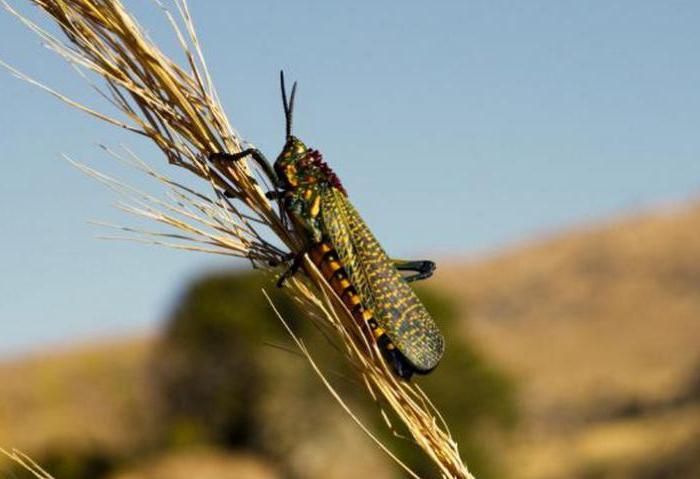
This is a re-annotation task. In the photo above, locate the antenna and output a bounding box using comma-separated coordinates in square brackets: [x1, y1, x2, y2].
[280, 70, 297, 139]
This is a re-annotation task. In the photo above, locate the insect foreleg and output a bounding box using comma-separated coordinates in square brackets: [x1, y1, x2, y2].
[223, 189, 282, 200]
[393, 259, 436, 283]
[210, 149, 280, 188]
[211, 150, 289, 228]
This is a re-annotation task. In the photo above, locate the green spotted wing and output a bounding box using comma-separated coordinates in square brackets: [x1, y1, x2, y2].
[320, 187, 444, 372]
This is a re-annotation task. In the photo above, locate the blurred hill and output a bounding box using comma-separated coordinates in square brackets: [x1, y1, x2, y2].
[436, 202, 700, 478]
[2, 202, 700, 478]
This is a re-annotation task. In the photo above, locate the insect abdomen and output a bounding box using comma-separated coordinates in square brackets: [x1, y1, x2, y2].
[308, 242, 415, 377]
[309, 242, 378, 328]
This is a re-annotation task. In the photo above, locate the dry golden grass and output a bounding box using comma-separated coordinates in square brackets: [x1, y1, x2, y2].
[1, 0, 470, 476]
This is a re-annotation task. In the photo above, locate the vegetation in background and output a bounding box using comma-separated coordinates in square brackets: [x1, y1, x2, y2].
[0, 268, 515, 479]
[151, 271, 299, 448]
[4, 205, 700, 478]
[152, 270, 517, 478]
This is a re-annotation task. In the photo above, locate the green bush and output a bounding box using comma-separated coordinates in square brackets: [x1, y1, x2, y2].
[152, 269, 517, 478]
[151, 270, 302, 447]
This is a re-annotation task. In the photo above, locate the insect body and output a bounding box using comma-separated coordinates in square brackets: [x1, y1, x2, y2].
[211, 73, 444, 379]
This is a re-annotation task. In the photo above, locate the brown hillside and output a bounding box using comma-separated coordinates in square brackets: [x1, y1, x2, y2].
[436, 202, 700, 478]
[0, 339, 154, 453]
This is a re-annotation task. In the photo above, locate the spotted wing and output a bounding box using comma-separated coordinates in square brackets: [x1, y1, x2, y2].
[320, 187, 444, 372]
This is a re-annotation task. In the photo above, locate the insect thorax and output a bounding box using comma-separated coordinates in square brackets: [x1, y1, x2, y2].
[275, 136, 346, 243]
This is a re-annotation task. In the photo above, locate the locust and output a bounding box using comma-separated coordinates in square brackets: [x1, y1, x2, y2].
[211, 73, 444, 380]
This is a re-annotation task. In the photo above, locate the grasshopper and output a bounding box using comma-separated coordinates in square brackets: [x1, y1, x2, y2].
[211, 73, 444, 380]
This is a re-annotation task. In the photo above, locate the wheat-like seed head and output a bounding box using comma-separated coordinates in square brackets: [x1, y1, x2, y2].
[1, 1, 474, 477]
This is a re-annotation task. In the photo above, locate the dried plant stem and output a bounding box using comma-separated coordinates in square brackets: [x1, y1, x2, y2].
[1, 448, 54, 479]
[2, 1, 473, 477]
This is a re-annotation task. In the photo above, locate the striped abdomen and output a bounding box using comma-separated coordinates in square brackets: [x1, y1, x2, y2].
[308, 241, 398, 354]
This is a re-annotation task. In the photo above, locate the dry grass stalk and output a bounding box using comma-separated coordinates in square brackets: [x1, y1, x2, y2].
[1, 448, 54, 479]
[2, 1, 473, 477]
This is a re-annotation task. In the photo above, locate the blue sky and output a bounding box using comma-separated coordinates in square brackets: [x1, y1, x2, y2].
[1, 1, 700, 355]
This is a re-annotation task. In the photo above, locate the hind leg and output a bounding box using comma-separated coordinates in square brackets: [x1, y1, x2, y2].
[393, 259, 436, 283]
